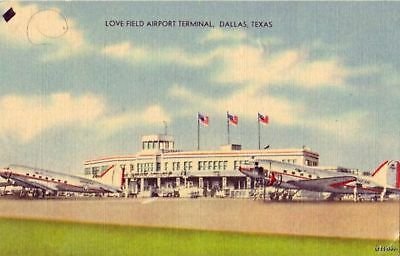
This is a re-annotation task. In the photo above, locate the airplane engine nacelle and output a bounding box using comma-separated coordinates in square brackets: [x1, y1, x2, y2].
[255, 166, 264, 178]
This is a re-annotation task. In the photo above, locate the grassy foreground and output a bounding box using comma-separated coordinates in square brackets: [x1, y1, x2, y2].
[0, 218, 397, 256]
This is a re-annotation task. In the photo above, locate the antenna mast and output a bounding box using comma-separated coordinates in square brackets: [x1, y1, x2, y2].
[163, 121, 168, 135]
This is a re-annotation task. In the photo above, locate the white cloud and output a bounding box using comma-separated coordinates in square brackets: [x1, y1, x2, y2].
[105, 35, 371, 138]
[0, 2, 88, 61]
[214, 45, 349, 88]
[0, 92, 171, 143]
[166, 41, 352, 127]
[104, 38, 350, 89]
[101, 41, 150, 61]
[169, 84, 195, 100]
[306, 112, 368, 140]
[98, 105, 171, 138]
[0, 93, 105, 142]
[168, 84, 303, 126]
[168, 82, 371, 141]
[214, 88, 303, 125]
[102, 41, 217, 67]
[201, 29, 247, 43]
[40, 19, 88, 61]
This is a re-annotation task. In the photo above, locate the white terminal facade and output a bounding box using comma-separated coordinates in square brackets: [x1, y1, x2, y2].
[84, 134, 319, 195]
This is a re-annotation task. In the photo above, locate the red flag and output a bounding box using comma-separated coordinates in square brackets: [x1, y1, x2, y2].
[258, 113, 269, 125]
[227, 112, 238, 125]
[198, 113, 209, 126]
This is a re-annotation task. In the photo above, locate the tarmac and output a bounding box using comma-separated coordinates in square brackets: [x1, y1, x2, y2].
[0, 198, 399, 240]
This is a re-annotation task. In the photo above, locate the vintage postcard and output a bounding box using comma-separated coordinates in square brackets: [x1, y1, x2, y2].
[0, 1, 399, 255]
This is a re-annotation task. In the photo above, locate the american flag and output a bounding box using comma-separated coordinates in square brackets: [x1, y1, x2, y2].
[227, 112, 238, 125]
[258, 113, 269, 125]
[198, 113, 209, 126]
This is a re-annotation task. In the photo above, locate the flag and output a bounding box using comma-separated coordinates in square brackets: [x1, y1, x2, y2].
[227, 112, 238, 125]
[198, 113, 209, 126]
[258, 113, 269, 125]
[3, 8, 15, 23]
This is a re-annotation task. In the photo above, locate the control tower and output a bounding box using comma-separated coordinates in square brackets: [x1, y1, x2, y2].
[140, 134, 177, 153]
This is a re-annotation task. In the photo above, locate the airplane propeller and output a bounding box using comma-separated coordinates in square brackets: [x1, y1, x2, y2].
[2, 171, 12, 194]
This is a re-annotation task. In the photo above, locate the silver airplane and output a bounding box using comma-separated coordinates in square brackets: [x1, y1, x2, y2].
[239, 159, 400, 201]
[0, 164, 122, 198]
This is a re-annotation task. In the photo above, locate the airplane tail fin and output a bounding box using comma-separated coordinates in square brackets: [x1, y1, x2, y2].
[371, 160, 400, 189]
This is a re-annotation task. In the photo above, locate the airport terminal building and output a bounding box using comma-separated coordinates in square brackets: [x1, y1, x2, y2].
[84, 134, 320, 197]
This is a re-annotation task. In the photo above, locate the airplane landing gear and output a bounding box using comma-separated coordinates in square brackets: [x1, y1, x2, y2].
[19, 188, 28, 198]
[269, 189, 297, 201]
[380, 187, 386, 202]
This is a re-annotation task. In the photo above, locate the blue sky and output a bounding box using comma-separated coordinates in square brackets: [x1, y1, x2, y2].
[0, 2, 399, 173]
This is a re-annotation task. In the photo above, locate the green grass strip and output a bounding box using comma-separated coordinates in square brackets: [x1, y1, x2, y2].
[0, 218, 398, 256]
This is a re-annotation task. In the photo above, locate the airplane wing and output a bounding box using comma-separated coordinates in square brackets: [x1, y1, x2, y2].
[287, 176, 357, 193]
[0, 181, 12, 187]
[386, 187, 400, 195]
[99, 185, 122, 193]
[9, 175, 57, 191]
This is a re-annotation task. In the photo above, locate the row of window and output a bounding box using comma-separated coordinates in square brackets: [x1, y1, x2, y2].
[198, 160, 228, 171]
[85, 166, 101, 176]
[282, 169, 320, 179]
[282, 159, 297, 164]
[89, 160, 253, 174]
[135, 160, 230, 173]
[233, 160, 249, 170]
[281, 159, 318, 167]
[142, 141, 174, 150]
[87, 158, 318, 175]
[305, 160, 318, 166]
[137, 163, 154, 172]
[26, 173, 67, 183]
[163, 161, 194, 171]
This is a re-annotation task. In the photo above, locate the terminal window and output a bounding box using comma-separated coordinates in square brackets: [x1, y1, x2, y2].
[173, 162, 180, 171]
[84, 168, 91, 175]
[198, 161, 204, 170]
[183, 161, 193, 171]
[213, 161, 218, 170]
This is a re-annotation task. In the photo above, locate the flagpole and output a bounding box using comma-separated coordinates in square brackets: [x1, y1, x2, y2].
[258, 114, 261, 150]
[227, 111, 230, 145]
[197, 113, 200, 150]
